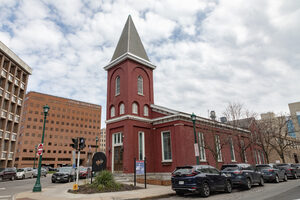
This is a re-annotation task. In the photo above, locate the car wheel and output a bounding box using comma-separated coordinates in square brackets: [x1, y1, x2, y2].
[224, 180, 232, 193]
[52, 179, 55, 183]
[294, 173, 298, 179]
[200, 182, 210, 197]
[0, 176, 3, 182]
[22, 175, 25, 180]
[245, 178, 252, 190]
[275, 175, 279, 183]
[284, 174, 288, 182]
[259, 177, 264, 186]
[11, 176, 15, 181]
[68, 177, 71, 182]
[175, 191, 185, 196]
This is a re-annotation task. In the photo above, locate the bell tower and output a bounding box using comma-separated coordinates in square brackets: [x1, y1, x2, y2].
[105, 15, 156, 120]
[104, 15, 156, 173]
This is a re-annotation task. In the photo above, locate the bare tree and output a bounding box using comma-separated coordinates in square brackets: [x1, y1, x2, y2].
[222, 102, 258, 162]
[258, 113, 299, 163]
[204, 130, 229, 169]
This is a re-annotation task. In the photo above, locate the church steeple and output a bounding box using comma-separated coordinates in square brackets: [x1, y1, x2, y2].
[104, 15, 155, 71]
[111, 15, 149, 62]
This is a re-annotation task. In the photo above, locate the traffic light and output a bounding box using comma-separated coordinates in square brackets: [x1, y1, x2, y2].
[79, 137, 86, 150]
[71, 138, 78, 150]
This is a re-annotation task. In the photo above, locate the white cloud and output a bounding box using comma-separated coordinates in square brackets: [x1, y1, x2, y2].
[0, 0, 299, 128]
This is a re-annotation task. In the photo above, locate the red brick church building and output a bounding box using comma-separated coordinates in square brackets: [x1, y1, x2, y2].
[104, 16, 264, 177]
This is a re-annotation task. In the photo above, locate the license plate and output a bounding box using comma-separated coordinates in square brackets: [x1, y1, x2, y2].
[57, 177, 60, 180]
[226, 173, 231, 177]
[179, 181, 184, 185]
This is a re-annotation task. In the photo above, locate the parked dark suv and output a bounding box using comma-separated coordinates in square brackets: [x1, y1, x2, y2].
[171, 165, 232, 197]
[221, 164, 264, 190]
[256, 164, 287, 183]
[276, 163, 300, 179]
[0, 168, 17, 181]
[51, 167, 75, 183]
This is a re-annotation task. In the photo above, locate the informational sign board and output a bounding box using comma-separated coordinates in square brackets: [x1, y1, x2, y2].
[194, 143, 199, 157]
[136, 160, 145, 175]
[37, 143, 44, 156]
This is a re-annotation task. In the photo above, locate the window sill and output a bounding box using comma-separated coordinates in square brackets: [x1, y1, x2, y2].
[138, 93, 144, 96]
[231, 160, 237, 163]
[115, 94, 120, 97]
[161, 160, 172, 165]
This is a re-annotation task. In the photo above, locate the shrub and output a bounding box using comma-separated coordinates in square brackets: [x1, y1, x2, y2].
[92, 170, 121, 191]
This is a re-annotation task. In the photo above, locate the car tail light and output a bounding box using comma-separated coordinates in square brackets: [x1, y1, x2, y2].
[233, 170, 243, 174]
[268, 169, 274, 172]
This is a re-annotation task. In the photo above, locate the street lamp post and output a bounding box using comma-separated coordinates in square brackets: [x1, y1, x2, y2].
[191, 113, 200, 165]
[95, 136, 99, 152]
[33, 105, 50, 192]
[33, 145, 37, 168]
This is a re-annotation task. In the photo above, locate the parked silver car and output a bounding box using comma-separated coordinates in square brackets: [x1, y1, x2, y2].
[32, 168, 47, 177]
[16, 168, 33, 179]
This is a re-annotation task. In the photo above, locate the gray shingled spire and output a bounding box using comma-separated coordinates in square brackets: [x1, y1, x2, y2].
[111, 15, 149, 62]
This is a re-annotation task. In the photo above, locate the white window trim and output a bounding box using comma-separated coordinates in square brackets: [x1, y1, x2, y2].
[138, 131, 145, 160]
[198, 132, 206, 161]
[161, 131, 172, 162]
[119, 103, 125, 115]
[115, 76, 120, 96]
[229, 137, 236, 162]
[215, 135, 222, 162]
[132, 103, 138, 114]
[110, 106, 115, 117]
[138, 76, 143, 95]
[143, 105, 149, 116]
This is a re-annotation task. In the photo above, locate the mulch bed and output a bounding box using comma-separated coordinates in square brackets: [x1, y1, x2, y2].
[68, 184, 143, 194]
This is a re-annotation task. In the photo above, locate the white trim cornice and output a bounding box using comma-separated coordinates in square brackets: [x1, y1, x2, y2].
[106, 114, 152, 124]
[104, 52, 156, 71]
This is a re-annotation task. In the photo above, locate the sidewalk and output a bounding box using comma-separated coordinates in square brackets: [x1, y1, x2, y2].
[15, 180, 174, 200]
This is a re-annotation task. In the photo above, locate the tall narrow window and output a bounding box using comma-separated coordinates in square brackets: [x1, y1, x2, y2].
[143, 105, 149, 116]
[119, 103, 125, 115]
[161, 131, 172, 161]
[138, 132, 145, 160]
[115, 76, 120, 95]
[229, 137, 236, 161]
[132, 102, 138, 114]
[257, 150, 261, 164]
[215, 135, 222, 162]
[198, 132, 206, 161]
[240, 140, 247, 162]
[110, 106, 115, 117]
[138, 76, 143, 95]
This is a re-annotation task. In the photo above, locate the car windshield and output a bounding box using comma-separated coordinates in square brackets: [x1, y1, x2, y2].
[221, 165, 239, 171]
[173, 167, 193, 175]
[17, 169, 24, 172]
[58, 168, 72, 173]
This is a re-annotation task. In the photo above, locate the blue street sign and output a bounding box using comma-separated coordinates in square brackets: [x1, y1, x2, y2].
[136, 160, 144, 175]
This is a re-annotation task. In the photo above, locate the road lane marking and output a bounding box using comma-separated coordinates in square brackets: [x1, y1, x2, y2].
[0, 188, 5, 190]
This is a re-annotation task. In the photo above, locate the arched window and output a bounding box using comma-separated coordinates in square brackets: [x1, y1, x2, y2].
[119, 103, 125, 115]
[143, 105, 149, 116]
[137, 76, 143, 95]
[110, 106, 115, 117]
[115, 76, 120, 95]
[132, 102, 138, 114]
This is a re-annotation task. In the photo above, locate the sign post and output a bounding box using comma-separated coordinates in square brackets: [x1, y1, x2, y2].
[134, 158, 147, 189]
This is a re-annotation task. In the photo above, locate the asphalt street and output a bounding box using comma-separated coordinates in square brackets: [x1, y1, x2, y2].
[0, 175, 52, 200]
[157, 179, 300, 200]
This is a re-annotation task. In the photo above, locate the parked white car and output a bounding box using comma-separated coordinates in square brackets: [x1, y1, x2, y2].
[16, 168, 34, 179]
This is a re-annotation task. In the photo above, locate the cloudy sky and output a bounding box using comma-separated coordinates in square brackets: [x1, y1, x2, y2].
[0, 0, 299, 127]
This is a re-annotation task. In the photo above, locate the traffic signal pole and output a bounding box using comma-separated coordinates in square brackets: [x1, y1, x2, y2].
[76, 150, 80, 186]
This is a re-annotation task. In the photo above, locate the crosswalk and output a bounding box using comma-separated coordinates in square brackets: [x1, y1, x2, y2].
[0, 188, 14, 200]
